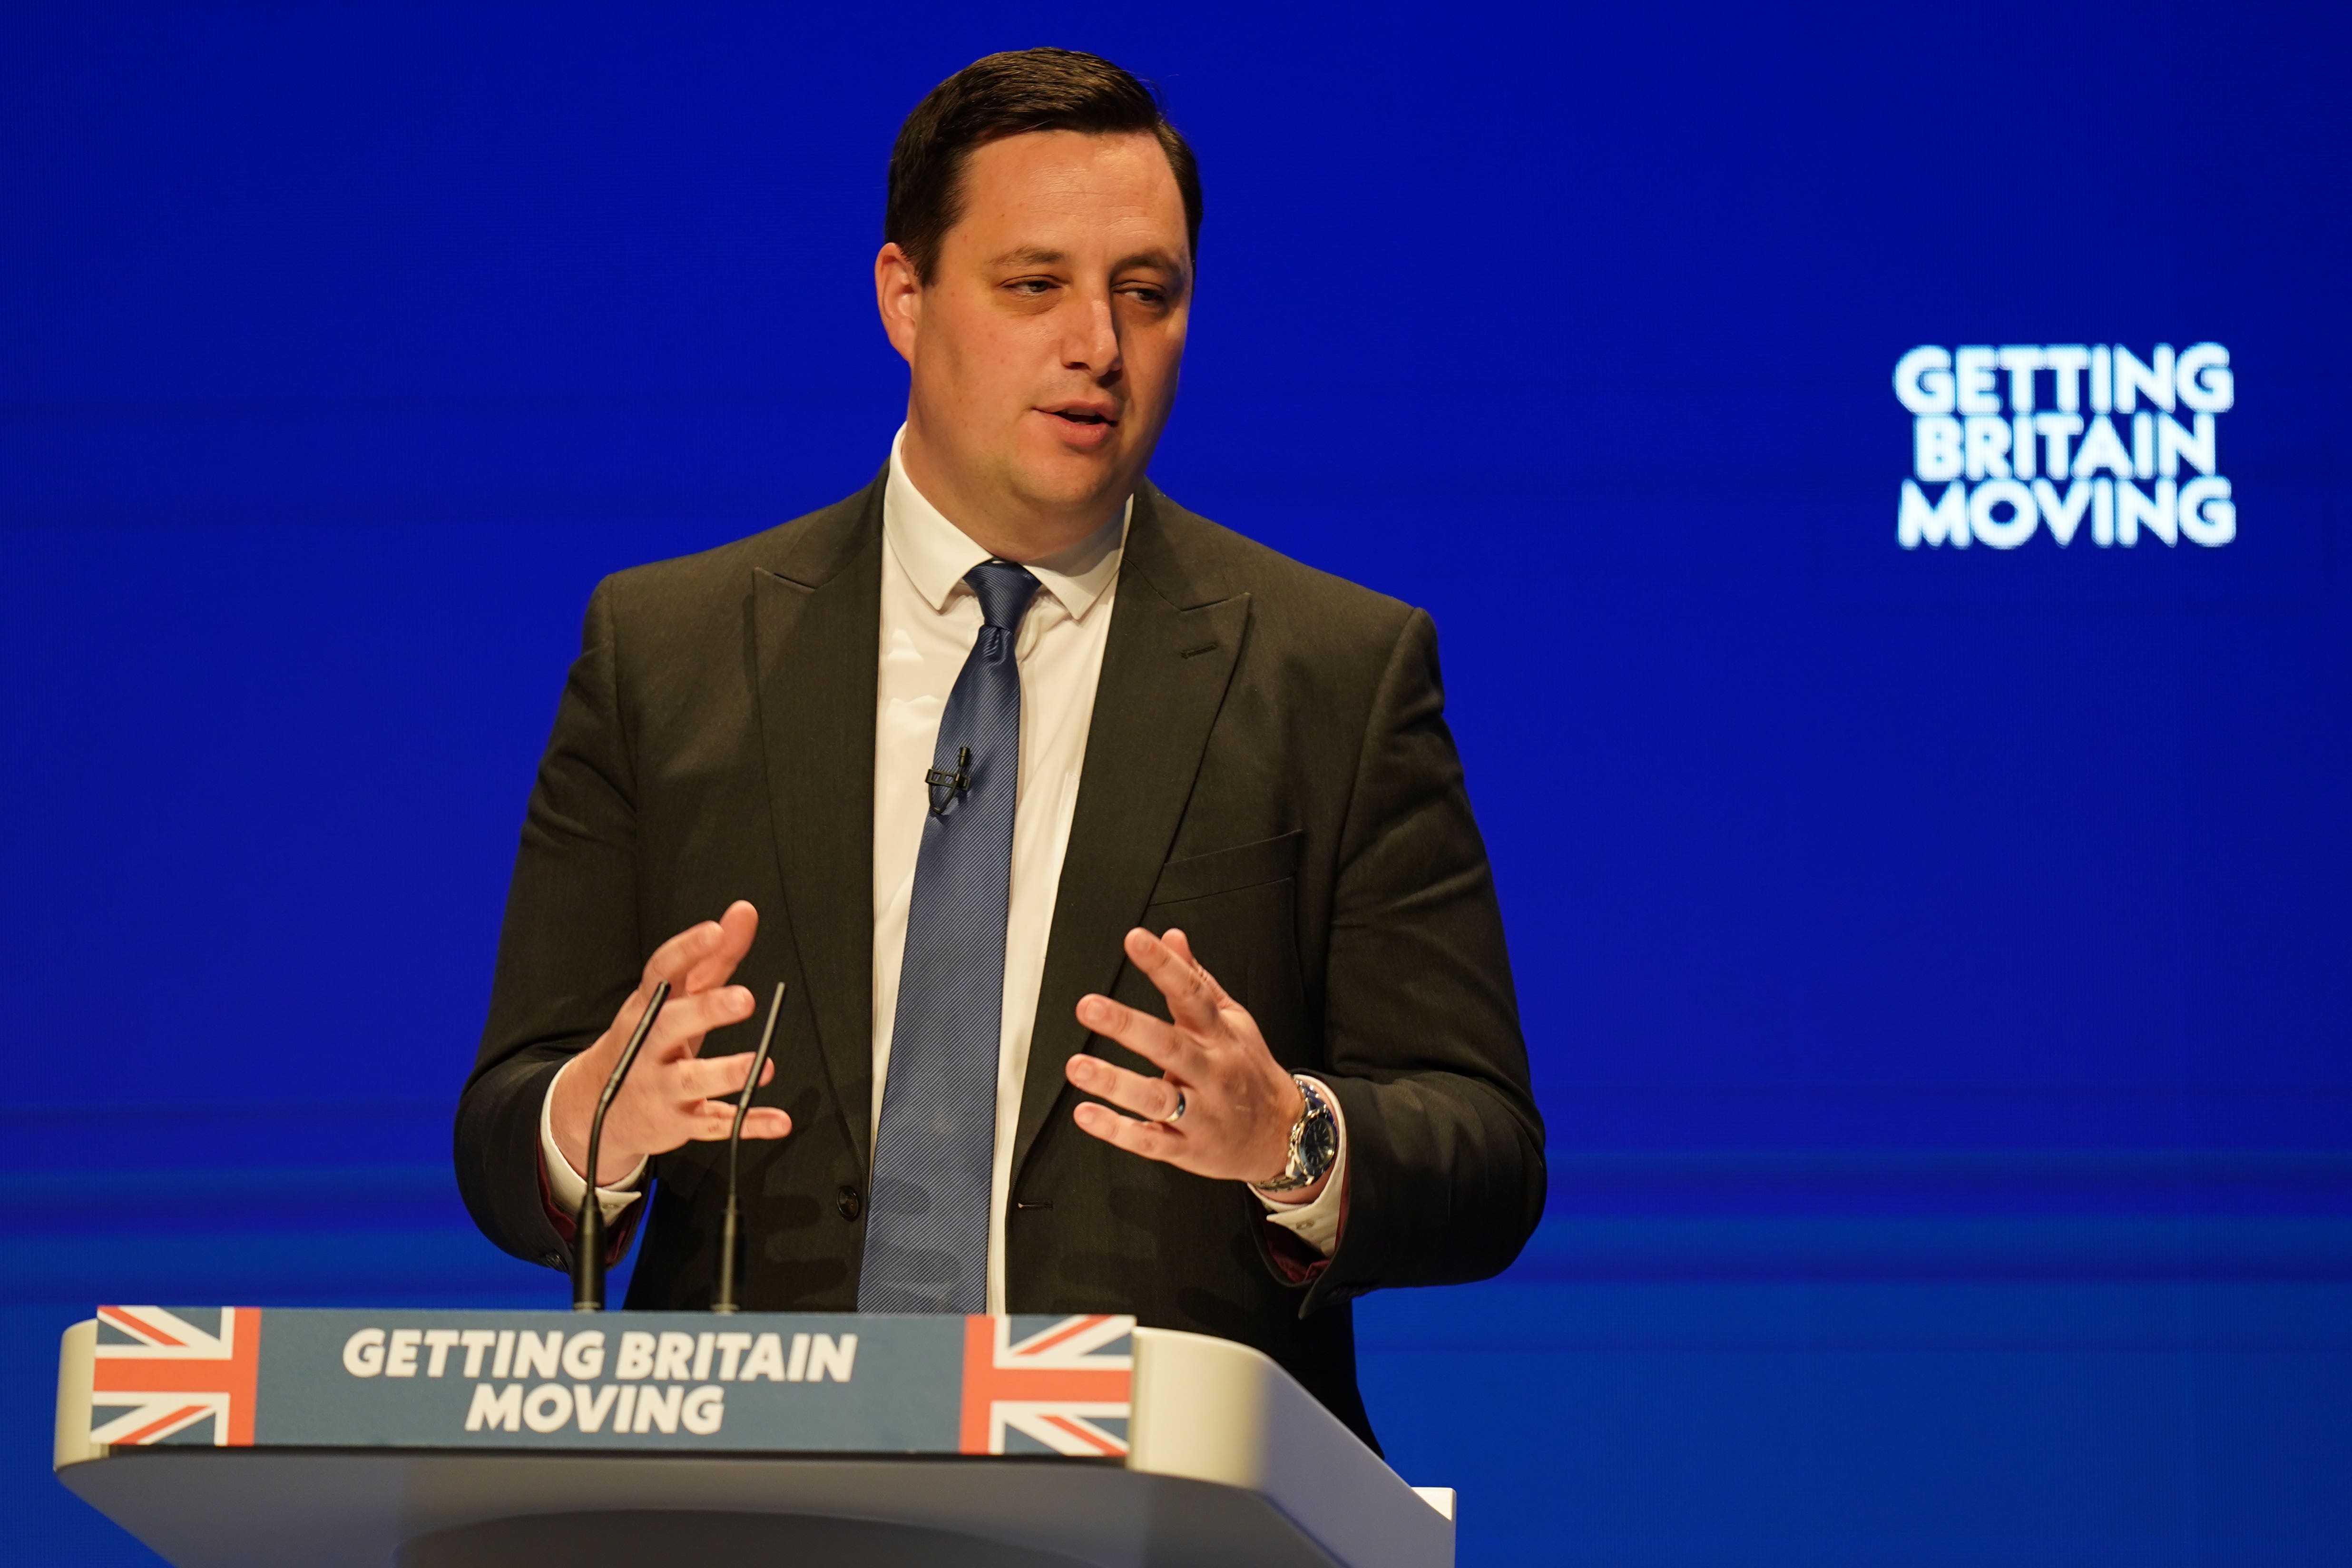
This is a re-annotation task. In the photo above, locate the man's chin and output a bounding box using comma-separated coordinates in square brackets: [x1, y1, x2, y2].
[1007, 444, 1136, 521]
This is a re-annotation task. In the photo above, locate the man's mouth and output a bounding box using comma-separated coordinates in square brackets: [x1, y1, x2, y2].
[1043, 404, 1118, 428]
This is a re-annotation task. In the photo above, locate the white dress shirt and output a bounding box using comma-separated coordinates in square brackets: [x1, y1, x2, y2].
[541, 430, 1345, 1308]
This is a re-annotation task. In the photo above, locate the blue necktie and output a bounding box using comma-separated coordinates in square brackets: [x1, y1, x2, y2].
[858, 560, 1041, 1314]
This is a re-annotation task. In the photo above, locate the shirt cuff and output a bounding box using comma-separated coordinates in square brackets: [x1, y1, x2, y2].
[1252, 1076, 1347, 1257]
[539, 1056, 649, 1224]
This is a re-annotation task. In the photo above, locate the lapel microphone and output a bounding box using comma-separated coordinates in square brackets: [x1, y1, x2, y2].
[713, 981, 788, 1313]
[571, 980, 670, 1313]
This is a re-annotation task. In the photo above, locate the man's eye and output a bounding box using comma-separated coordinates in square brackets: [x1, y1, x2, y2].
[1008, 279, 1055, 296]
[1121, 287, 1166, 307]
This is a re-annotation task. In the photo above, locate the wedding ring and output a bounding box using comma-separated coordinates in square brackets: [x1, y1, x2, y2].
[1162, 1090, 1187, 1124]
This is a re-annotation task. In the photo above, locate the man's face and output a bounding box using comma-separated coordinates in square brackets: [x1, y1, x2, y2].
[878, 129, 1191, 549]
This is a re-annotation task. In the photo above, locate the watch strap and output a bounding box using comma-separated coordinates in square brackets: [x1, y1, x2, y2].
[1253, 1073, 1338, 1194]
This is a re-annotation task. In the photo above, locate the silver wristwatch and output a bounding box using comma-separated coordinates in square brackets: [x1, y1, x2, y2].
[1253, 1074, 1339, 1194]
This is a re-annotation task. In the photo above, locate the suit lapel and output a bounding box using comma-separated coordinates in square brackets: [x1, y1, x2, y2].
[752, 477, 885, 1169]
[1012, 486, 1250, 1181]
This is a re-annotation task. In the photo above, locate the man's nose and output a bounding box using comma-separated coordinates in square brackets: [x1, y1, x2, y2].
[1061, 290, 1122, 378]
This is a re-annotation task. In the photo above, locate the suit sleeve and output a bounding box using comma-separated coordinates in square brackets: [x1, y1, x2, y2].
[1296, 607, 1546, 1313]
[453, 577, 646, 1269]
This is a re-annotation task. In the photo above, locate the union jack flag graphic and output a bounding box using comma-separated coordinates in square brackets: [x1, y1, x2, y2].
[959, 1313, 1132, 1457]
[88, 1306, 260, 1448]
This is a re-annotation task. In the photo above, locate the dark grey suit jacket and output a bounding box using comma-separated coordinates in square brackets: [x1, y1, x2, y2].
[455, 473, 1545, 1446]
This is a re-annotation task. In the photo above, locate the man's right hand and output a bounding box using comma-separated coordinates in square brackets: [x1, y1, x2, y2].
[549, 900, 792, 1186]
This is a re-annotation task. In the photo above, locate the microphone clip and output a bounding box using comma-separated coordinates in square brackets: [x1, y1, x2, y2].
[925, 746, 972, 816]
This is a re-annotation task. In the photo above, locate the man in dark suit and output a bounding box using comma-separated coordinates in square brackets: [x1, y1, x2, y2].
[455, 47, 1542, 1448]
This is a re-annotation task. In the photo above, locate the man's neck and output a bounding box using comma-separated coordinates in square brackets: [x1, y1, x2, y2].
[897, 423, 1125, 564]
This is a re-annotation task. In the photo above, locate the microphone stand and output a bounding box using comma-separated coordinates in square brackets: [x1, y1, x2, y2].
[714, 982, 787, 1314]
[571, 980, 670, 1313]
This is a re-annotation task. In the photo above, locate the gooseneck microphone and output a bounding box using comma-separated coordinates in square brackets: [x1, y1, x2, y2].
[713, 981, 787, 1313]
[571, 980, 670, 1313]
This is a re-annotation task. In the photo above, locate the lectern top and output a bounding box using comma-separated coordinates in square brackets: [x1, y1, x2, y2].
[58, 1311, 1455, 1568]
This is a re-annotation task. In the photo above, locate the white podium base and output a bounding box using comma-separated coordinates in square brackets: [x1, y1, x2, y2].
[67, 1449, 1383, 1568]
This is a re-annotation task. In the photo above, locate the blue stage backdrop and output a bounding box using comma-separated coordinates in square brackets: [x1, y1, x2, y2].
[4, 4, 2348, 1564]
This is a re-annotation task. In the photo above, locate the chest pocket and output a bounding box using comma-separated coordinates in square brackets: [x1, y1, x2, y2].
[1137, 831, 1311, 1066]
[1145, 830, 1303, 904]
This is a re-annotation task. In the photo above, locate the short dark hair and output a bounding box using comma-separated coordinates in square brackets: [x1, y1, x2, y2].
[886, 48, 1202, 283]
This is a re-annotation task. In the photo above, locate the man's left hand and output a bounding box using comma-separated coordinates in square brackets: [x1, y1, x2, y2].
[1066, 927, 1325, 1204]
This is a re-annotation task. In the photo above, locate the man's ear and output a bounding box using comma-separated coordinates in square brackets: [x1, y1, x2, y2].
[874, 243, 922, 365]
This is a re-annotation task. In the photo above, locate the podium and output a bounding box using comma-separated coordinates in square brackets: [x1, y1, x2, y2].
[54, 1306, 1455, 1568]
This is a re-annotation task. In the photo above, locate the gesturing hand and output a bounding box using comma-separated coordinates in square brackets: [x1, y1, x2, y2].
[549, 901, 791, 1186]
[1065, 928, 1324, 1203]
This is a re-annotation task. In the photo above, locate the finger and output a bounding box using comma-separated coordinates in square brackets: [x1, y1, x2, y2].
[1123, 927, 1224, 1035]
[1071, 1100, 1189, 1163]
[651, 984, 755, 1048]
[670, 1049, 772, 1103]
[607, 923, 722, 1044]
[1073, 992, 1196, 1075]
[641, 918, 728, 990]
[736, 1107, 792, 1140]
[681, 901, 759, 994]
[1157, 928, 1237, 1010]
[1066, 1053, 1186, 1124]
[684, 1104, 793, 1142]
[644, 986, 756, 1059]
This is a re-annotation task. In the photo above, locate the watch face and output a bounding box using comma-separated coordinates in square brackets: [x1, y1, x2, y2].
[1300, 1104, 1339, 1177]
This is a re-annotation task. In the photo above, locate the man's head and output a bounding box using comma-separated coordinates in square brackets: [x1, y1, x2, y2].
[875, 49, 1200, 560]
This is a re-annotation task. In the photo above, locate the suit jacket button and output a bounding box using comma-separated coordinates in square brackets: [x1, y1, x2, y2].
[836, 1185, 863, 1221]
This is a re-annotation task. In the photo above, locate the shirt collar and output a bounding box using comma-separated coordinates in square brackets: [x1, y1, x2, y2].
[883, 425, 1128, 620]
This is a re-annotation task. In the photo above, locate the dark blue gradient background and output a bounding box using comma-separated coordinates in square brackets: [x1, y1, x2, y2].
[4, 4, 2348, 1563]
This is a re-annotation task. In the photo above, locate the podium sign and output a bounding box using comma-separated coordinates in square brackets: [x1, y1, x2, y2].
[81, 1306, 1133, 1459]
[59, 1313, 1455, 1568]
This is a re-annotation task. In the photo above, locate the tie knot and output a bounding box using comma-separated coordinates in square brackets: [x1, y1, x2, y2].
[964, 560, 1041, 631]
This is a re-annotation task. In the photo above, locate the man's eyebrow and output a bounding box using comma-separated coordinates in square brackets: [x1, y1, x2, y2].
[984, 245, 1188, 277]
[1113, 248, 1187, 276]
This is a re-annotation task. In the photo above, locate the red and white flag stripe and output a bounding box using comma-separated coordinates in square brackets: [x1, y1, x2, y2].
[89, 1306, 260, 1447]
[959, 1313, 1133, 1457]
